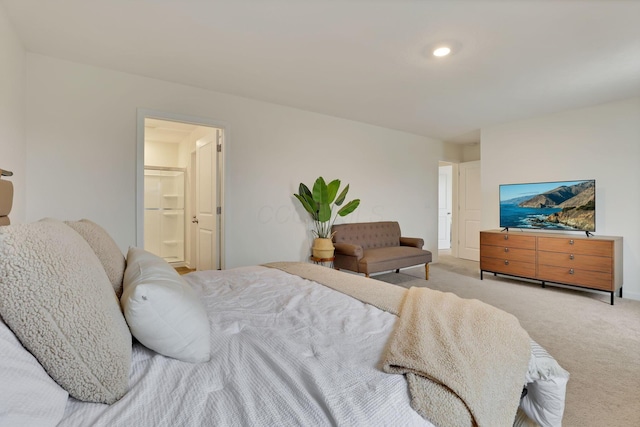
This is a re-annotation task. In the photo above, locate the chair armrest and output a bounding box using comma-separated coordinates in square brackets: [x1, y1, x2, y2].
[400, 236, 424, 249]
[333, 242, 364, 259]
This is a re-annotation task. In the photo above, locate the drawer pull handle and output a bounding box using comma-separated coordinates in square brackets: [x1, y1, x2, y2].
[504, 260, 509, 265]
[569, 254, 574, 260]
[569, 239, 574, 245]
[569, 268, 574, 275]
[504, 248, 509, 253]
[504, 235, 509, 240]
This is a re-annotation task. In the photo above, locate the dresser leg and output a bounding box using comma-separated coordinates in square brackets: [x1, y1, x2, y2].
[541, 281, 545, 288]
[611, 292, 614, 306]
[619, 287, 623, 298]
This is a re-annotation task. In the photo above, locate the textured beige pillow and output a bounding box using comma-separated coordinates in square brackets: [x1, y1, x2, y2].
[65, 219, 126, 298]
[0, 219, 131, 404]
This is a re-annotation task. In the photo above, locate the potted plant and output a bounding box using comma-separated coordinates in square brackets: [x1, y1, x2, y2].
[294, 177, 360, 258]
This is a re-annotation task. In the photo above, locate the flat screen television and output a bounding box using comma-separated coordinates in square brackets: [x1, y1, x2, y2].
[499, 179, 595, 233]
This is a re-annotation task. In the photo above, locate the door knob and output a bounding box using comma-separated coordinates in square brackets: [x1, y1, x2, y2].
[192, 216, 199, 224]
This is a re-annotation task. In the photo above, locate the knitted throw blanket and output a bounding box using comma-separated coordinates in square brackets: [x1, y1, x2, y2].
[263, 262, 531, 427]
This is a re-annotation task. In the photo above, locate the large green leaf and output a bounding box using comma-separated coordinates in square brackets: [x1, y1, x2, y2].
[312, 177, 328, 203]
[326, 179, 340, 204]
[298, 194, 319, 220]
[293, 193, 315, 216]
[334, 184, 349, 206]
[299, 183, 313, 199]
[337, 199, 360, 217]
[317, 202, 331, 222]
[294, 182, 320, 220]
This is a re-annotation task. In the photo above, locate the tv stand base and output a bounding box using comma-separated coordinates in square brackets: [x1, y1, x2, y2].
[481, 269, 622, 305]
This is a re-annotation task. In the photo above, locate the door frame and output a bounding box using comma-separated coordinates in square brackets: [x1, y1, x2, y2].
[440, 162, 460, 258]
[136, 108, 227, 269]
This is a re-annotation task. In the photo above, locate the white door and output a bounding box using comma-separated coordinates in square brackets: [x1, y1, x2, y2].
[189, 151, 197, 269]
[438, 164, 453, 249]
[458, 161, 481, 261]
[195, 131, 219, 270]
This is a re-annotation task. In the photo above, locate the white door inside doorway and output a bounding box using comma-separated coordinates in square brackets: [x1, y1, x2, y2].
[194, 130, 220, 271]
[458, 160, 481, 261]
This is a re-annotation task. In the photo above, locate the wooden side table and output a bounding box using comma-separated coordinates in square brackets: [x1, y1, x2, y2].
[310, 256, 335, 268]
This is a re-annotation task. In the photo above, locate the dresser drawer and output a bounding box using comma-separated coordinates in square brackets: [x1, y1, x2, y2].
[538, 251, 612, 273]
[481, 257, 536, 278]
[480, 232, 536, 250]
[537, 237, 612, 257]
[481, 245, 535, 263]
[537, 265, 613, 291]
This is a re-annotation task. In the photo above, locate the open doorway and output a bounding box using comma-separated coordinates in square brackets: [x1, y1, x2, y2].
[137, 111, 225, 271]
[439, 142, 481, 261]
[438, 162, 453, 254]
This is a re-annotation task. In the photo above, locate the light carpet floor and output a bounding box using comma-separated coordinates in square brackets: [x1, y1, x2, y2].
[373, 255, 640, 427]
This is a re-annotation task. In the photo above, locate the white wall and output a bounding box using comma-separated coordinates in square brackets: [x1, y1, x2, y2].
[481, 97, 640, 300]
[144, 140, 182, 168]
[0, 4, 26, 222]
[25, 54, 445, 268]
[462, 143, 481, 162]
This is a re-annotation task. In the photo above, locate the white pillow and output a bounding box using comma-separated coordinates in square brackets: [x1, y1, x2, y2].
[121, 247, 210, 363]
[521, 340, 570, 427]
[0, 316, 68, 427]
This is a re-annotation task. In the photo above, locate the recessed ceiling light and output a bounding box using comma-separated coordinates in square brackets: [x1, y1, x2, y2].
[423, 41, 462, 61]
[433, 46, 451, 57]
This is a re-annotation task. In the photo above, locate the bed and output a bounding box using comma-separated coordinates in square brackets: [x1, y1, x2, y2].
[0, 176, 568, 427]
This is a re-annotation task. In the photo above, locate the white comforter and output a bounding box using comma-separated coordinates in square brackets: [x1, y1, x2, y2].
[60, 266, 431, 427]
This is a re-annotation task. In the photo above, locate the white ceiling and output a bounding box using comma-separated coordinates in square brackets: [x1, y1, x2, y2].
[3, 0, 639, 144]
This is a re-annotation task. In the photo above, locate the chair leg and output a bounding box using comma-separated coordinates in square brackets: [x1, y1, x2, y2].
[425, 263, 429, 280]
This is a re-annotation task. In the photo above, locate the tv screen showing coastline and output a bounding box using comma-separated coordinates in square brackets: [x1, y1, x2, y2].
[499, 180, 595, 231]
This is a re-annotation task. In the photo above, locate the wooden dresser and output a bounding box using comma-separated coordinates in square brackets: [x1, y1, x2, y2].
[480, 230, 623, 304]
